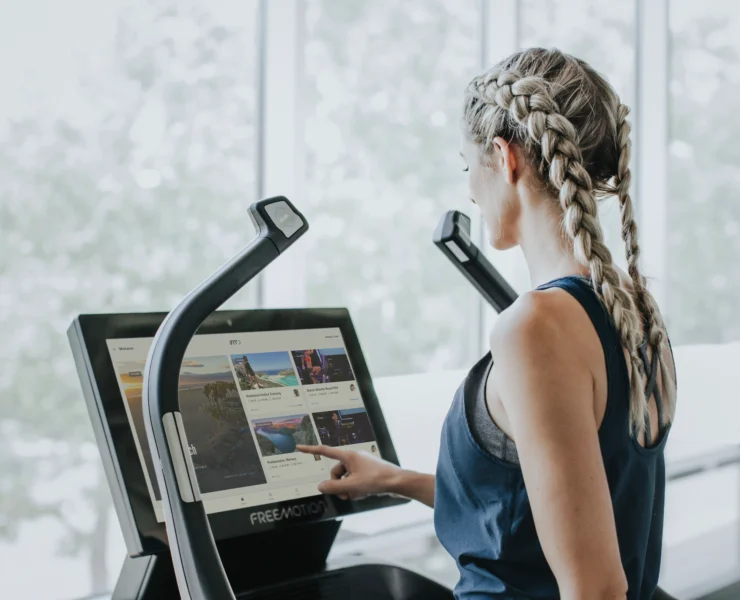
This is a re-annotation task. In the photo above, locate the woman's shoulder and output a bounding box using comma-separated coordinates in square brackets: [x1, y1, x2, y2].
[486, 285, 604, 446]
[490, 283, 593, 355]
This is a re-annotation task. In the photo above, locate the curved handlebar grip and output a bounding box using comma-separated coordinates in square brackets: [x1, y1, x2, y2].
[143, 197, 308, 600]
[433, 210, 518, 313]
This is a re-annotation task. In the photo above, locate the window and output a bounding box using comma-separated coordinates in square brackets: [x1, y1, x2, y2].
[661, 0, 740, 594]
[3, 1, 740, 599]
[668, 0, 740, 347]
[0, 1, 259, 598]
[302, 0, 483, 376]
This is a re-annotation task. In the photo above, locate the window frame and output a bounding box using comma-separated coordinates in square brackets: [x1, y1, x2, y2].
[480, 0, 520, 341]
[636, 0, 670, 312]
[256, 0, 309, 309]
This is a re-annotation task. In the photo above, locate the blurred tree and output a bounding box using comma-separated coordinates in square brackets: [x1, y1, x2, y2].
[302, 0, 482, 376]
[668, 12, 740, 344]
[0, 0, 258, 596]
[6, 1, 737, 598]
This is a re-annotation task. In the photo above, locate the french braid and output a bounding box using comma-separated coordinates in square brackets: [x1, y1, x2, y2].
[464, 50, 664, 438]
[614, 104, 676, 424]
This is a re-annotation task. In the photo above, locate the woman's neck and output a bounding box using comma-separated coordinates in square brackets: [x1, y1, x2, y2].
[517, 195, 588, 288]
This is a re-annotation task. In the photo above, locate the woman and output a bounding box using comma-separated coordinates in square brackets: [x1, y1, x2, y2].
[304, 349, 314, 370]
[299, 48, 677, 600]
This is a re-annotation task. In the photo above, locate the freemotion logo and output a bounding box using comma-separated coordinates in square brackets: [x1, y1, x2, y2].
[249, 500, 327, 525]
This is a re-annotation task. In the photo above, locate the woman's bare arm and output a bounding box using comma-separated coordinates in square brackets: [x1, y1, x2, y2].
[297, 444, 436, 508]
[491, 290, 628, 600]
[387, 469, 435, 508]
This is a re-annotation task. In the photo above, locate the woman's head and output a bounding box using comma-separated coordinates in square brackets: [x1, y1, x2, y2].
[461, 48, 622, 248]
[462, 47, 674, 437]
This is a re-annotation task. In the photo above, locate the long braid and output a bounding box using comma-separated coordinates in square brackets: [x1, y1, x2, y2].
[615, 104, 676, 424]
[470, 70, 649, 437]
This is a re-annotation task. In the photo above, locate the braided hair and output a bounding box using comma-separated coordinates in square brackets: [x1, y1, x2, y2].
[464, 48, 675, 437]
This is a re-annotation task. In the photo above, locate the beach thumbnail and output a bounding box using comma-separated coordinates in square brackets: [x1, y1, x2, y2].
[231, 352, 299, 391]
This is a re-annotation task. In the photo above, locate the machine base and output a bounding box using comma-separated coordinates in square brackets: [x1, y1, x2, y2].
[241, 563, 454, 600]
[112, 519, 341, 599]
[112, 557, 453, 600]
[110, 519, 453, 599]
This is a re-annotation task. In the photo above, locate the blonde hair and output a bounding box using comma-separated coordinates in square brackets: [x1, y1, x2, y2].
[463, 48, 675, 438]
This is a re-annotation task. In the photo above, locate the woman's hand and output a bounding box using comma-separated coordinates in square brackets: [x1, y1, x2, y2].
[296, 444, 402, 500]
[296, 445, 436, 507]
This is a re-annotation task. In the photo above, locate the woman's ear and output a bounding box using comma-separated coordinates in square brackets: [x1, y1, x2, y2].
[492, 136, 518, 185]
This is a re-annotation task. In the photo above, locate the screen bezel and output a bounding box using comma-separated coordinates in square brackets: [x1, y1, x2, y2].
[73, 308, 407, 556]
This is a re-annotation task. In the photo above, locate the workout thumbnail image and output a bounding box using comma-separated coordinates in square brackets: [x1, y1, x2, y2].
[251, 414, 318, 456]
[114, 356, 266, 500]
[291, 348, 355, 385]
[312, 408, 374, 447]
[231, 352, 299, 391]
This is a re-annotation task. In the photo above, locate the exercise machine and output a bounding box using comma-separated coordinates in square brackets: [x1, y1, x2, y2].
[68, 197, 453, 599]
[433, 210, 517, 312]
[433, 210, 680, 600]
[66, 199, 678, 599]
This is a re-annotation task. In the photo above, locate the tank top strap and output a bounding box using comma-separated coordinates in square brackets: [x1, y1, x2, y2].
[639, 343, 667, 447]
[535, 275, 630, 451]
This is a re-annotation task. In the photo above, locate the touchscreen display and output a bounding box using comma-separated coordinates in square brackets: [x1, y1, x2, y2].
[106, 327, 377, 522]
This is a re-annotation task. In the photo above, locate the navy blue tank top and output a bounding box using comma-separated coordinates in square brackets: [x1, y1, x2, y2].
[434, 276, 671, 599]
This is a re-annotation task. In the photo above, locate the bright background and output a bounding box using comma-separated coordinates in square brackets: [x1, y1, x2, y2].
[1, 1, 739, 598]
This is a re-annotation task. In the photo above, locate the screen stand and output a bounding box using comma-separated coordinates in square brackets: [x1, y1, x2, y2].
[112, 519, 342, 599]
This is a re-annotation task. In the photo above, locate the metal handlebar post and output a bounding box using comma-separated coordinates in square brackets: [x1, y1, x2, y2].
[143, 197, 308, 600]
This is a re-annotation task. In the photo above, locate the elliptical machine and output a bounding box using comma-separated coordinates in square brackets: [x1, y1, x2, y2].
[69, 200, 677, 599]
[70, 197, 453, 599]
